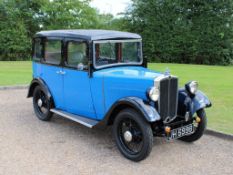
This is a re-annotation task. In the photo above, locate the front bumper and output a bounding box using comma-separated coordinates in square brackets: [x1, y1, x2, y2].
[152, 115, 196, 137]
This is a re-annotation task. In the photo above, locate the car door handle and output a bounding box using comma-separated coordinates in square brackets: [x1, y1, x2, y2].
[56, 70, 66, 75]
[60, 71, 66, 75]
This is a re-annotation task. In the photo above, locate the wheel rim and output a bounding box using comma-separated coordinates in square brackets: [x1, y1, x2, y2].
[118, 118, 144, 155]
[34, 90, 49, 115]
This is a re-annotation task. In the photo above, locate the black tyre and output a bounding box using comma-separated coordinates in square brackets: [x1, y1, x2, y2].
[113, 108, 153, 162]
[33, 86, 53, 121]
[179, 109, 207, 142]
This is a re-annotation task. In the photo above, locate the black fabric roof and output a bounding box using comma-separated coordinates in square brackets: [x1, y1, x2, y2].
[35, 29, 141, 41]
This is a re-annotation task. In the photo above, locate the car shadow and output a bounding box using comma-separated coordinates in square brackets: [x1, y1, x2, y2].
[50, 114, 169, 149]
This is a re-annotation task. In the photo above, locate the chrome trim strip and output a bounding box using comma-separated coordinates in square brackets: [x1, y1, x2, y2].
[93, 39, 142, 43]
[50, 109, 99, 128]
[154, 75, 178, 123]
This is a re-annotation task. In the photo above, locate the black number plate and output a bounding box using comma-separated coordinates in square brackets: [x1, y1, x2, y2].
[168, 124, 194, 140]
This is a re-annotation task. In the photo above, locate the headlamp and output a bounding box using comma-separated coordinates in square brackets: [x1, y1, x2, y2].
[148, 87, 159, 101]
[185, 81, 198, 95]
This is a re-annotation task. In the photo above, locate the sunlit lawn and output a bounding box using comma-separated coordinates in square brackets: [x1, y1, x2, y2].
[0, 61, 232, 134]
[149, 63, 233, 134]
[0, 61, 32, 86]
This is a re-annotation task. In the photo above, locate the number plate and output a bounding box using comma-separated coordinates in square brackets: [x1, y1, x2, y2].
[168, 124, 194, 140]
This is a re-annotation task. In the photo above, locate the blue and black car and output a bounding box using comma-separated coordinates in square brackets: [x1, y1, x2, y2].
[28, 30, 211, 161]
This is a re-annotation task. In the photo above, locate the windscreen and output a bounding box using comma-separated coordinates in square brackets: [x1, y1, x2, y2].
[94, 40, 142, 68]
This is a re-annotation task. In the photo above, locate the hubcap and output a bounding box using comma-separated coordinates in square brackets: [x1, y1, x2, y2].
[124, 130, 133, 142]
[118, 118, 143, 154]
[37, 99, 43, 108]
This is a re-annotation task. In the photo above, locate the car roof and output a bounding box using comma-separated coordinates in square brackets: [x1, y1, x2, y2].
[35, 29, 141, 41]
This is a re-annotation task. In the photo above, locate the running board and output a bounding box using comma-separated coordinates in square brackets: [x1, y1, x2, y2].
[50, 109, 99, 128]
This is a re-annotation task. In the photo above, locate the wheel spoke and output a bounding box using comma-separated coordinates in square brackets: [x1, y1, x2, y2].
[35, 90, 48, 115]
[118, 118, 144, 155]
[39, 91, 43, 99]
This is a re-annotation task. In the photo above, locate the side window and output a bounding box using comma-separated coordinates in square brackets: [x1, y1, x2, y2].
[44, 40, 62, 65]
[67, 41, 88, 70]
[33, 38, 42, 61]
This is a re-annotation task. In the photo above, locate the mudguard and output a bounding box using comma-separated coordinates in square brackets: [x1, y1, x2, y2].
[178, 89, 211, 116]
[27, 78, 52, 100]
[104, 97, 160, 125]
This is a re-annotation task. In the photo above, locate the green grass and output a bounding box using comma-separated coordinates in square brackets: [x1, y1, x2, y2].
[0, 61, 232, 134]
[149, 63, 233, 134]
[0, 61, 32, 86]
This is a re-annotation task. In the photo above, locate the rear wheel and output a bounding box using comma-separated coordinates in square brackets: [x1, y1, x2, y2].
[33, 86, 53, 121]
[179, 109, 207, 142]
[113, 108, 153, 162]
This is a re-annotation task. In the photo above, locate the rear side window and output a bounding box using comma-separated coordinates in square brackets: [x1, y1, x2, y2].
[33, 38, 43, 61]
[44, 40, 62, 65]
[67, 41, 88, 70]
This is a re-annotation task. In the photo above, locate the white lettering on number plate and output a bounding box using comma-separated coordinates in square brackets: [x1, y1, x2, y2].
[169, 124, 194, 140]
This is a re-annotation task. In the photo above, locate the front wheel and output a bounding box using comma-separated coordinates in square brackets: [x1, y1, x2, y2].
[113, 108, 153, 162]
[179, 109, 207, 142]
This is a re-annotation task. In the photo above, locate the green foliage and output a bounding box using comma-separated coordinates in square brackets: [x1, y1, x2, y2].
[40, 0, 98, 30]
[122, 0, 233, 65]
[0, 0, 116, 61]
[0, 0, 31, 60]
[1, 0, 233, 65]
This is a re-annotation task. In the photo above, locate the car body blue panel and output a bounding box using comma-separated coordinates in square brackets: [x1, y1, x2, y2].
[33, 62, 163, 121]
[117, 97, 161, 122]
[191, 90, 211, 115]
[89, 72, 105, 119]
[90, 66, 162, 120]
[32, 62, 42, 78]
[63, 68, 96, 119]
[178, 89, 211, 117]
[33, 62, 64, 109]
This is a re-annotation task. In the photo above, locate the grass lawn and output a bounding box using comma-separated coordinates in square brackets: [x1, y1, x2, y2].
[0, 61, 32, 86]
[0, 61, 232, 134]
[149, 63, 233, 134]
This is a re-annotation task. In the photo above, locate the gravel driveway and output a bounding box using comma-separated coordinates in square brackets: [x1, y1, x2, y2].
[0, 89, 232, 175]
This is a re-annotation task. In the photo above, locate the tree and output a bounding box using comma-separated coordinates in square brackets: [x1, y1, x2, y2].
[123, 0, 233, 65]
[0, 0, 113, 60]
[40, 0, 99, 30]
[0, 0, 31, 60]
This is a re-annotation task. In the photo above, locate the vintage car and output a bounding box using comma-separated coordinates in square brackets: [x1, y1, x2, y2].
[28, 30, 211, 161]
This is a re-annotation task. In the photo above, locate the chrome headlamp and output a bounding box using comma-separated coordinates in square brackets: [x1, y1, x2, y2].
[148, 86, 160, 101]
[185, 81, 198, 95]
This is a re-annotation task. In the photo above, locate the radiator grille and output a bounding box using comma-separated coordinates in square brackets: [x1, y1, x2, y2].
[159, 77, 178, 122]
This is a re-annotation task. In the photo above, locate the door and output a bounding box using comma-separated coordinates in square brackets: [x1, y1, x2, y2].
[40, 39, 64, 109]
[63, 40, 96, 119]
